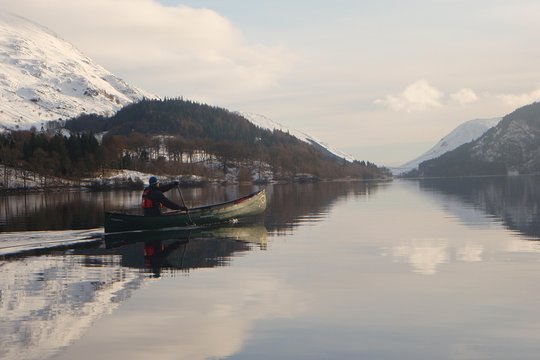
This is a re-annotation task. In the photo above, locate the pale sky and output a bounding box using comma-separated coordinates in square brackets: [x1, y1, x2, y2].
[1, 0, 539, 166]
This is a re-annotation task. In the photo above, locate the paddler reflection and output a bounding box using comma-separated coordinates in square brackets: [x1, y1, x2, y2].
[104, 224, 268, 276]
[143, 239, 187, 277]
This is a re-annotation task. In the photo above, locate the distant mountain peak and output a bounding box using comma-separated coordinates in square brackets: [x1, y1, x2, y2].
[397, 117, 502, 174]
[0, 11, 157, 129]
[417, 101, 540, 177]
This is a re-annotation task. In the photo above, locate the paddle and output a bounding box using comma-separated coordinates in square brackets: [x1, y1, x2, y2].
[177, 184, 194, 225]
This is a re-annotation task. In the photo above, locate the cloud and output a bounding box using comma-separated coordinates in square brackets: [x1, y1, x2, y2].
[375, 80, 443, 112]
[0, 0, 296, 101]
[450, 88, 479, 105]
[497, 88, 540, 108]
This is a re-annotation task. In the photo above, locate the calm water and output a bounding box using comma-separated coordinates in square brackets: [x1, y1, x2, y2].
[2, 177, 540, 359]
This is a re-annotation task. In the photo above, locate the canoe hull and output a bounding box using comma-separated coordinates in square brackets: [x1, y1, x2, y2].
[104, 189, 266, 233]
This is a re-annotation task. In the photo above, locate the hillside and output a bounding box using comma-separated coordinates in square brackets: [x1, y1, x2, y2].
[417, 102, 540, 177]
[239, 112, 356, 163]
[397, 117, 501, 174]
[0, 12, 389, 184]
[0, 12, 361, 167]
[0, 11, 154, 130]
[0, 98, 388, 183]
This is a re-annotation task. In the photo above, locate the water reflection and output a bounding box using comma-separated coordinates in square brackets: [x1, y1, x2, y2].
[0, 223, 269, 360]
[54, 259, 304, 360]
[0, 254, 145, 360]
[103, 225, 268, 277]
[0, 182, 381, 360]
[0, 185, 264, 232]
[265, 182, 380, 233]
[419, 175, 540, 238]
[0, 182, 380, 234]
[389, 238, 450, 275]
[0, 191, 108, 231]
[381, 177, 540, 275]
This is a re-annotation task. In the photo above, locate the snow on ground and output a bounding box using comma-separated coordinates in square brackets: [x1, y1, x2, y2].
[90, 169, 207, 187]
[0, 166, 211, 190]
[0, 165, 77, 189]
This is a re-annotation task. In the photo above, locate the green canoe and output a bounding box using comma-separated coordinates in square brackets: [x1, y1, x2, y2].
[104, 189, 267, 233]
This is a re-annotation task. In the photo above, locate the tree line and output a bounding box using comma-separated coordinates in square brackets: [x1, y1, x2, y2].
[0, 130, 102, 178]
[1, 98, 390, 182]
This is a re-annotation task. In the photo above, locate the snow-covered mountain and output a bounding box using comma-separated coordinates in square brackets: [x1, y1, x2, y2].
[418, 102, 540, 176]
[397, 117, 502, 174]
[239, 112, 356, 163]
[0, 11, 356, 166]
[0, 11, 156, 130]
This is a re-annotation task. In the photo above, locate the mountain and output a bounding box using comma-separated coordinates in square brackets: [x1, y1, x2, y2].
[0, 11, 155, 130]
[0, 11, 357, 166]
[238, 112, 356, 163]
[397, 117, 502, 174]
[57, 98, 386, 181]
[418, 101, 540, 177]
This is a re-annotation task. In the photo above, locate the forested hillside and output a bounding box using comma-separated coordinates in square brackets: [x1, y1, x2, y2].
[1, 99, 390, 183]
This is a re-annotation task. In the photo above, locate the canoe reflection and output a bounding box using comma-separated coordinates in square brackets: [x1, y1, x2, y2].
[103, 224, 268, 277]
[0, 223, 268, 360]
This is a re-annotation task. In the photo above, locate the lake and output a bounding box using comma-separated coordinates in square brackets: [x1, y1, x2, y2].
[2, 176, 540, 360]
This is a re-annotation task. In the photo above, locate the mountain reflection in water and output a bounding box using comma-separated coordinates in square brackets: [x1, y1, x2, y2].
[419, 175, 540, 239]
[0, 223, 269, 360]
[0, 254, 145, 360]
[0, 182, 380, 360]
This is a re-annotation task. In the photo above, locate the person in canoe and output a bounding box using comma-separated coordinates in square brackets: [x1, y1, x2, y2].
[141, 176, 188, 216]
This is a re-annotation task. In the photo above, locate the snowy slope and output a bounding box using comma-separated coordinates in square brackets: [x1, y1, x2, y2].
[397, 117, 502, 174]
[0, 11, 355, 165]
[0, 11, 156, 129]
[239, 112, 356, 163]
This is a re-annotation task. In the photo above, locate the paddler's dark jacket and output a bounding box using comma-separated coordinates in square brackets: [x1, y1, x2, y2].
[141, 181, 186, 216]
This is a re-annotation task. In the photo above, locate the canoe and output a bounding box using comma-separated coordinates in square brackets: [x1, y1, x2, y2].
[104, 189, 266, 233]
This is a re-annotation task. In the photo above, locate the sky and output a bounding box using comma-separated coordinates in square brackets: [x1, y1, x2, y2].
[0, 0, 539, 166]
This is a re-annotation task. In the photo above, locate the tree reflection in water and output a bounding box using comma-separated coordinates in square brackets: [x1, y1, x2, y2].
[419, 175, 540, 239]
